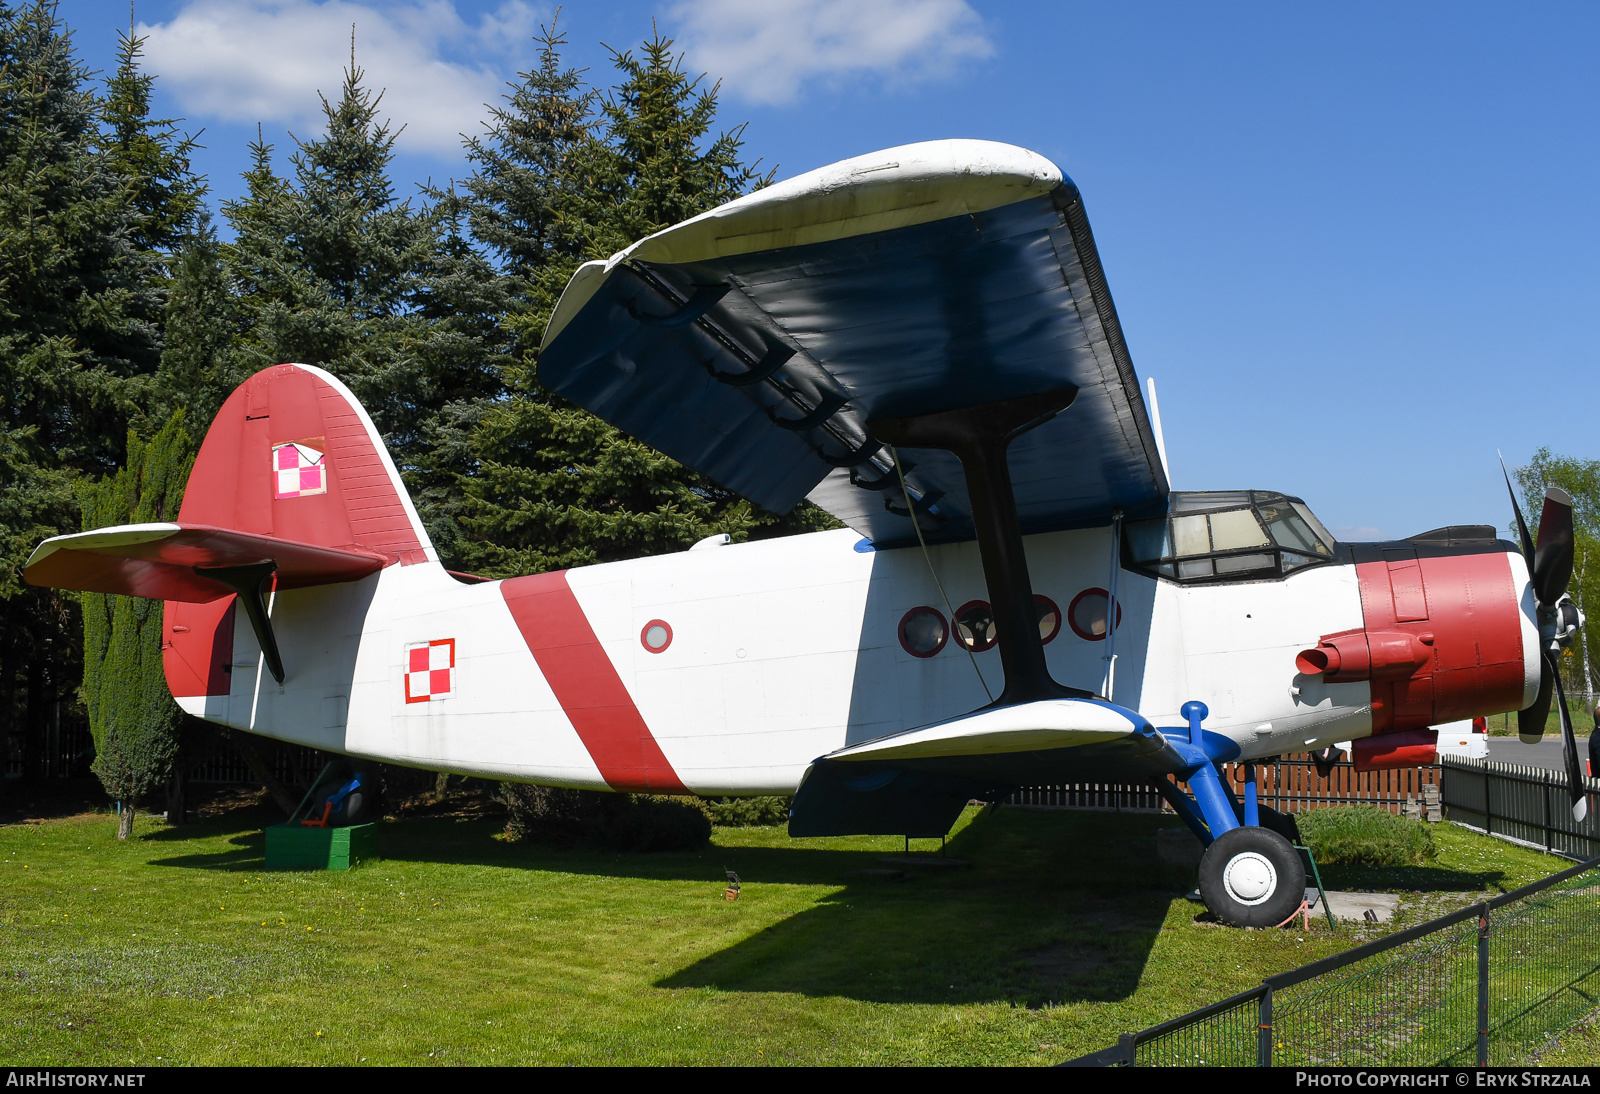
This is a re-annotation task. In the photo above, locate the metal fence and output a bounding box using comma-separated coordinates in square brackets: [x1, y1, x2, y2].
[1014, 756, 1441, 816]
[1441, 756, 1600, 859]
[1068, 856, 1600, 1067]
[180, 733, 326, 787]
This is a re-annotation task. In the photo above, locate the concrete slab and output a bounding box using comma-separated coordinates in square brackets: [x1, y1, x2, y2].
[1307, 889, 1400, 923]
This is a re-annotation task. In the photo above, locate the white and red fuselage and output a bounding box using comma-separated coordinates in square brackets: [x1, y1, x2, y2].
[148, 365, 1539, 796]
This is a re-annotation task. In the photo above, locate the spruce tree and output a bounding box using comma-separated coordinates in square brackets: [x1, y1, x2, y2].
[80, 413, 194, 838]
[98, 29, 204, 257]
[564, 31, 770, 257]
[0, 2, 152, 473]
[153, 211, 240, 429]
[460, 18, 594, 366]
[99, 26, 209, 436]
[454, 28, 834, 578]
[223, 59, 508, 554]
[0, 2, 160, 776]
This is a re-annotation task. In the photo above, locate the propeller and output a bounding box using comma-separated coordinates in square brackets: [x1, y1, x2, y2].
[1503, 466, 1588, 821]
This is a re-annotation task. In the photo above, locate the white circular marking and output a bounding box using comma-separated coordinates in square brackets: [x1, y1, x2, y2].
[1222, 851, 1277, 906]
[644, 624, 669, 650]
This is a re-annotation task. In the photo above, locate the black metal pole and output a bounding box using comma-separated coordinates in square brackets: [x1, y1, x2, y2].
[1258, 985, 1273, 1066]
[1477, 903, 1490, 1067]
[1547, 770, 1554, 854]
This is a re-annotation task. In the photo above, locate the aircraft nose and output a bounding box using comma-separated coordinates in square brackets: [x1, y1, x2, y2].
[1295, 543, 1531, 732]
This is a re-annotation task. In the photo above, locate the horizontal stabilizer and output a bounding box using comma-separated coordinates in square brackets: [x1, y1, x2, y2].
[24, 522, 386, 602]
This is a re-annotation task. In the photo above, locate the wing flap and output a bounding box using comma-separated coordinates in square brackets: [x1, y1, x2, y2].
[24, 523, 387, 602]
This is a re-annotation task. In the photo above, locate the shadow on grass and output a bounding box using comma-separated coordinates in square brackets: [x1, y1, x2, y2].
[143, 805, 1180, 1006]
[144, 828, 267, 871]
[659, 808, 1176, 1006]
[1318, 864, 1507, 893]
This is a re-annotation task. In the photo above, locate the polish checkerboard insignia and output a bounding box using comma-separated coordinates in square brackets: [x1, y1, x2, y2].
[272, 442, 327, 499]
[404, 639, 456, 704]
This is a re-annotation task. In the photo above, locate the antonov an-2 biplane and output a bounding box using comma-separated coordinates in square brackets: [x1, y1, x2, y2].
[25, 140, 1586, 927]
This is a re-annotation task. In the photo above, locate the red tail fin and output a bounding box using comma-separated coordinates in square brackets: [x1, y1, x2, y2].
[167, 363, 430, 697]
[179, 362, 433, 563]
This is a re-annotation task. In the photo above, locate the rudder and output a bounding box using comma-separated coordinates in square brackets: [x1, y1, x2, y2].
[179, 362, 434, 561]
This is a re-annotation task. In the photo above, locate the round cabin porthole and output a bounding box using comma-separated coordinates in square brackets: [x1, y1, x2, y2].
[898, 606, 948, 658]
[1067, 588, 1122, 642]
[640, 619, 673, 653]
[1035, 594, 1062, 645]
[953, 600, 997, 652]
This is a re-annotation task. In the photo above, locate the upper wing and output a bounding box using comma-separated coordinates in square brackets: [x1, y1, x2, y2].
[538, 139, 1170, 546]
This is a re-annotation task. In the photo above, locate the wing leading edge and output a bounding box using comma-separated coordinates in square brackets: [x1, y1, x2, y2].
[538, 139, 1169, 546]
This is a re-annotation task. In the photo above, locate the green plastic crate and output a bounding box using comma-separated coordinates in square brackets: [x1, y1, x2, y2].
[265, 822, 377, 871]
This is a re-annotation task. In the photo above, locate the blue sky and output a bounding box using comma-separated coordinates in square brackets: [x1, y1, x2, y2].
[64, 0, 1600, 541]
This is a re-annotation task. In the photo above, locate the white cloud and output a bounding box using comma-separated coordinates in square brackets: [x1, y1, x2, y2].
[669, 0, 993, 106]
[141, 1, 542, 155]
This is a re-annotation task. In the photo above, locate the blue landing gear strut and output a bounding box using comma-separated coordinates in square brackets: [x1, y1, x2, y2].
[1154, 701, 1307, 928]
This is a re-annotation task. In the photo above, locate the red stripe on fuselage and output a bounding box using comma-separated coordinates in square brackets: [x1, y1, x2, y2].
[501, 571, 687, 793]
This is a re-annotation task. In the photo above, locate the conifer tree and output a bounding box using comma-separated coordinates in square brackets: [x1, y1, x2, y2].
[154, 212, 240, 429]
[460, 18, 594, 365]
[454, 27, 834, 578]
[0, 2, 152, 473]
[565, 31, 770, 256]
[80, 413, 194, 838]
[99, 25, 208, 436]
[98, 29, 204, 257]
[0, 2, 163, 775]
[223, 58, 509, 553]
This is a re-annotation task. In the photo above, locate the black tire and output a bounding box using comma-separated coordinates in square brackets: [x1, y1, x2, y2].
[1199, 826, 1306, 928]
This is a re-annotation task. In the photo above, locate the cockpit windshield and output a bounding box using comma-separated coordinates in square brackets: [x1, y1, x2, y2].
[1123, 491, 1337, 583]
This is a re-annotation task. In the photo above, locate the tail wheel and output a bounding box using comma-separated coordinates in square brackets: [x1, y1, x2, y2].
[1199, 826, 1306, 928]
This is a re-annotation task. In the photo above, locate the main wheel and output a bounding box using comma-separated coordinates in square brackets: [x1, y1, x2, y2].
[1198, 826, 1306, 928]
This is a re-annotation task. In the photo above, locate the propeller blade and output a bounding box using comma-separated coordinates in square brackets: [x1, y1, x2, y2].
[1551, 660, 1589, 822]
[1533, 486, 1575, 608]
[1519, 655, 1554, 744]
[1502, 460, 1536, 572]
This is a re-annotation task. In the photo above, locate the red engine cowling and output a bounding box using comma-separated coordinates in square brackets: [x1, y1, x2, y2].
[1296, 546, 1527, 735]
[1351, 728, 1438, 771]
[1295, 629, 1432, 682]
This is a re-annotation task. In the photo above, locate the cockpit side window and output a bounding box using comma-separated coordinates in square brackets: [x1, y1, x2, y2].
[1122, 491, 1337, 584]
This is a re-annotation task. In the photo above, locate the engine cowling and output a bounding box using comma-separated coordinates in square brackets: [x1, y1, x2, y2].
[1351, 727, 1438, 771]
[1296, 629, 1432, 683]
[1295, 541, 1530, 735]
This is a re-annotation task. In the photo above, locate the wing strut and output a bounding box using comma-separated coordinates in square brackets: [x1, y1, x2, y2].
[196, 562, 285, 684]
[871, 388, 1091, 706]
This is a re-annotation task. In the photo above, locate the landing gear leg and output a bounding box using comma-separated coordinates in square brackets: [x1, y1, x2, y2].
[1164, 701, 1307, 927]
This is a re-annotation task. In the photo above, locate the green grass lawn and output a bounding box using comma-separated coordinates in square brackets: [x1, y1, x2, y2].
[0, 801, 1583, 1066]
[1485, 697, 1595, 737]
